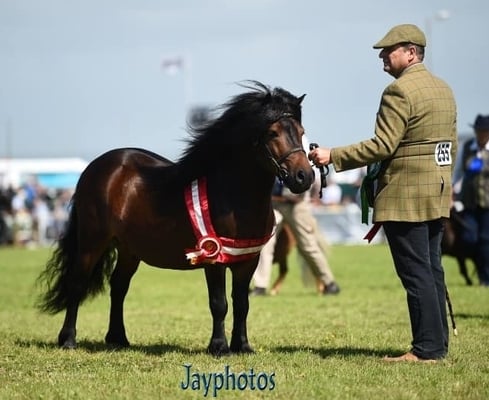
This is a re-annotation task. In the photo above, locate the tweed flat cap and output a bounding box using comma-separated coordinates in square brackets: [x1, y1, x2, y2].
[373, 24, 426, 49]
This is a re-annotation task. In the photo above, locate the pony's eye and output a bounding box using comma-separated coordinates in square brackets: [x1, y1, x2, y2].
[267, 130, 279, 140]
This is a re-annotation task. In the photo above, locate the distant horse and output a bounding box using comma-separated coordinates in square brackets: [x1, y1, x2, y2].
[36, 81, 314, 355]
[441, 208, 476, 286]
[269, 223, 296, 295]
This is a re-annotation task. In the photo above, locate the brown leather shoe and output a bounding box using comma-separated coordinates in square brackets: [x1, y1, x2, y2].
[383, 352, 437, 364]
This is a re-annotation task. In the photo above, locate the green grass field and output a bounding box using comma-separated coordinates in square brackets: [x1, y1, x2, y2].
[1, 244, 488, 399]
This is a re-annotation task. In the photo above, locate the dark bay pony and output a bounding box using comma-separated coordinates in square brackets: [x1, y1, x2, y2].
[36, 81, 314, 356]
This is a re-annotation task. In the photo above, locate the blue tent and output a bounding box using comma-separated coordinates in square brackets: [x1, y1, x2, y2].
[36, 173, 81, 189]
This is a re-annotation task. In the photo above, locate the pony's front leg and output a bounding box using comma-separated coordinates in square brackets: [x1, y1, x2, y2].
[204, 265, 229, 356]
[230, 260, 257, 353]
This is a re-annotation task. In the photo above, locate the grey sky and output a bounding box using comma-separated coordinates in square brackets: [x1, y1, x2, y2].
[1, 0, 488, 162]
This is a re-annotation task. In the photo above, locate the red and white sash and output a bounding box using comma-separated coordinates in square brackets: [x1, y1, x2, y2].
[184, 177, 272, 265]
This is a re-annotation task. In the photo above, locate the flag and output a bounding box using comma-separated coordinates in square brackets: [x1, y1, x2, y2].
[161, 56, 184, 75]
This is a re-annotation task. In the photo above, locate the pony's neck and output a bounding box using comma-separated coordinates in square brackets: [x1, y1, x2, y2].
[206, 167, 276, 238]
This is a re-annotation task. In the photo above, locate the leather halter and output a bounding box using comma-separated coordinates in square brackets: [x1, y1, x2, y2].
[264, 113, 305, 181]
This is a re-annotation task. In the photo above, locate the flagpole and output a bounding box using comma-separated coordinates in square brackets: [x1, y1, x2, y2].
[183, 54, 193, 112]
[161, 54, 193, 118]
[2, 118, 13, 189]
[5, 117, 12, 159]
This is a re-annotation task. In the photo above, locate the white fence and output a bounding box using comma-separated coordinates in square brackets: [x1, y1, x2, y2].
[312, 204, 385, 245]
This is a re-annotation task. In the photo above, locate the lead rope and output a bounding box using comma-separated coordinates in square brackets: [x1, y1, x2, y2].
[445, 285, 458, 336]
[360, 162, 382, 224]
[309, 143, 329, 198]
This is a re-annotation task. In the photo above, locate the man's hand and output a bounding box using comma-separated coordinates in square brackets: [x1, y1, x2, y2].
[308, 147, 332, 167]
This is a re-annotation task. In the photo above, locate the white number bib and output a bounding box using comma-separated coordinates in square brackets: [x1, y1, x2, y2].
[435, 142, 452, 166]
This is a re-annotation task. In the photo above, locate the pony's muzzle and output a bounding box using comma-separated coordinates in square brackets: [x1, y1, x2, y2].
[284, 167, 314, 194]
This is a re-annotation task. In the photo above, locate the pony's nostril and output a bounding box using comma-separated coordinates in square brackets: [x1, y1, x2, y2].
[296, 170, 306, 185]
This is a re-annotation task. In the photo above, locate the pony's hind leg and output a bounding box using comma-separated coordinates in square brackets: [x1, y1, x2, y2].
[105, 252, 140, 347]
[204, 265, 230, 356]
[58, 302, 80, 349]
[57, 249, 110, 349]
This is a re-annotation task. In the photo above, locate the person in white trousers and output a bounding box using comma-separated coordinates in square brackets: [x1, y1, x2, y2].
[251, 137, 340, 296]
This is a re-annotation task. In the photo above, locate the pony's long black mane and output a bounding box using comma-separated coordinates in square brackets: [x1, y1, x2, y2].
[172, 81, 304, 183]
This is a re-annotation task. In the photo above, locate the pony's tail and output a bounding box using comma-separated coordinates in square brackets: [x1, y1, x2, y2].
[36, 199, 116, 314]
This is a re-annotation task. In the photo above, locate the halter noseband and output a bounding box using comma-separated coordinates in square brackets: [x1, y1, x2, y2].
[265, 112, 305, 181]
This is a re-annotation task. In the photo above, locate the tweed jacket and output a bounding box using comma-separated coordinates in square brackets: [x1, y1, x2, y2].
[331, 63, 457, 222]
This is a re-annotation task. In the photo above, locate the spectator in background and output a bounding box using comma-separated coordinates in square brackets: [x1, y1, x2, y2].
[12, 205, 33, 247]
[11, 187, 27, 213]
[0, 187, 14, 245]
[454, 114, 489, 286]
[251, 174, 340, 296]
[2, 184, 73, 247]
[32, 193, 52, 246]
[251, 135, 340, 296]
[52, 189, 72, 239]
[11, 186, 35, 247]
[22, 177, 38, 211]
[330, 167, 366, 205]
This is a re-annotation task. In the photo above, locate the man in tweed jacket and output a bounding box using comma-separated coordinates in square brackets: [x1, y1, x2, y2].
[309, 24, 457, 362]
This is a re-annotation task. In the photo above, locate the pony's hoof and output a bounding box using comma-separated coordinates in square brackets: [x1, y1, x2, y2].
[230, 342, 254, 354]
[106, 341, 130, 350]
[207, 340, 230, 357]
[59, 338, 77, 349]
[58, 331, 76, 349]
[105, 339, 131, 349]
[105, 331, 130, 348]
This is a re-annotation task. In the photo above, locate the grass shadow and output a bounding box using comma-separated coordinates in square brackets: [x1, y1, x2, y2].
[454, 312, 489, 320]
[273, 345, 401, 359]
[15, 339, 206, 355]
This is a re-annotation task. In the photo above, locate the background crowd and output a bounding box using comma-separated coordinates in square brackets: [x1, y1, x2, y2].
[0, 181, 73, 248]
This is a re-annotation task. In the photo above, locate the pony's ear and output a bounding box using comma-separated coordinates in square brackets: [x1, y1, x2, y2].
[297, 94, 306, 104]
